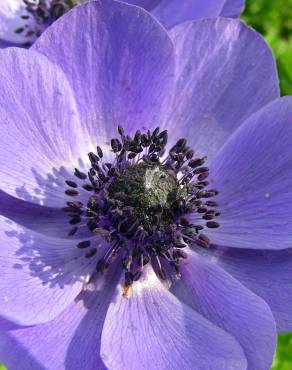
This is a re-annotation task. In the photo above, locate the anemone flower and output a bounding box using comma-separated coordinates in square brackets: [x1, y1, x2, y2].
[0, 0, 245, 47]
[0, 1, 291, 370]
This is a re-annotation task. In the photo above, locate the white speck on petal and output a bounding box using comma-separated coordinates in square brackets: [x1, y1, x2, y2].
[3, 294, 9, 303]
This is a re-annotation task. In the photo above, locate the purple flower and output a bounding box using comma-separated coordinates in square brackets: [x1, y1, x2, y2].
[0, 1, 291, 369]
[0, 0, 245, 47]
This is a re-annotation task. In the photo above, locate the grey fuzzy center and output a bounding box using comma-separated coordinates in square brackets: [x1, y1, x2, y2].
[108, 163, 181, 229]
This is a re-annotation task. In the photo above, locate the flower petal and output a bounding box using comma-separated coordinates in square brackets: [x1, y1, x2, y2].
[0, 47, 89, 208]
[0, 39, 15, 48]
[125, 0, 161, 10]
[165, 18, 279, 158]
[32, 0, 175, 140]
[172, 249, 276, 370]
[0, 0, 35, 45]
[211, 246, 292, 333]
[0, 268, 121, 370]
[0, 215, 96, 326]
[151, 0, 243, 29]
[208, 97, 292, 249]
[221, 0, 245, 17]
[0, 188, 86, 239]
[101, 266, 247, 370]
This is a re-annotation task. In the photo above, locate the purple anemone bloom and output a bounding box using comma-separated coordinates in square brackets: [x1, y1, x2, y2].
[0, 1, 292, 369]
[0, 0, 245, 47]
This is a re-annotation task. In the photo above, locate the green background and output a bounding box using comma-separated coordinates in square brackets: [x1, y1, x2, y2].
[242, 0, 292, 96]
[1, 0, 292, 369]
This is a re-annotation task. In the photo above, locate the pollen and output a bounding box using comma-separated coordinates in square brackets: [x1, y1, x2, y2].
[122, 283, 133, 299]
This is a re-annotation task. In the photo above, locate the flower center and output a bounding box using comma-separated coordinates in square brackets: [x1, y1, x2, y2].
[16, 0, 81, 46]
[107, 163, 182, 232]
[63, 126, 220, 293]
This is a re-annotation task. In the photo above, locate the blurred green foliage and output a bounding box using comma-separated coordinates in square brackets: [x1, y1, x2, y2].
[242, 1, 292, 369]
[242, 0, 292, 95]
[272, 333, 292, 370]
[0, 2, 292, 370]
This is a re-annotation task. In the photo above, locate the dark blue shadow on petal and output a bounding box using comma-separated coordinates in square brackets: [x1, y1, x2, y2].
[0, 162, 95, 291]
[0, 189, 68, 238]
[0, 329, 45, 370]
[65, 268, 121, 370]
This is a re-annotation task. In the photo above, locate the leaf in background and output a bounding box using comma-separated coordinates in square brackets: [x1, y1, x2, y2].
[242, 0, 292, 95]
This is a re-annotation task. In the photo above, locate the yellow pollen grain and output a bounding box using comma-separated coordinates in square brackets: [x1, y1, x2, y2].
[122, 283, 132, 299]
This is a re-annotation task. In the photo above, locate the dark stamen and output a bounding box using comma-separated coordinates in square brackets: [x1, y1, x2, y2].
[65, 189, 79, 196]
[74, 168, 87, 180]
[63, 126, 220, 287]
[20, 0, 80, 45]
[85, 248, 97, 258]
[77, 240, 91, 249]
[65, 180, 78, 188]
[68, 226, 78, 236]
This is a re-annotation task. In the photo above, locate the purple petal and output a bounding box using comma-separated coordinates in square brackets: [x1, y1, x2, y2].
[208, 97, 292, 250]
[0, 190, 79, 239]
[211, 246, 292, 333]
[101, 266, 246, 369]
[172, 250, 276, 370]
[125, 0, 161, 10]
[164, 18, 279, 158]
[0, 214, 95, 326]
[151, 0, 233, 29]
[0, 0, 246, 48]
[0, 269, 121, 370]
[0, 39, 15, 48]
[0, 47, 88, 208]
[0, 0, 34, 45]
[32, 1, 175, 139]
[221, 0, 246, 17]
